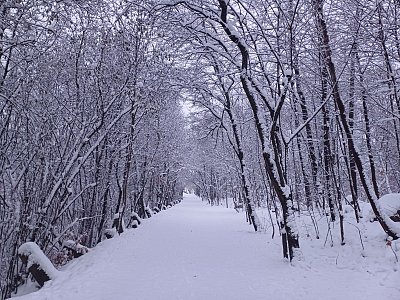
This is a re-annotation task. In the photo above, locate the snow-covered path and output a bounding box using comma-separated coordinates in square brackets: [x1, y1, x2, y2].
[14, 194, 399, 300]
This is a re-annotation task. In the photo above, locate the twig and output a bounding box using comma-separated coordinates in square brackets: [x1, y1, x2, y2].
[346, 221, 365, 251]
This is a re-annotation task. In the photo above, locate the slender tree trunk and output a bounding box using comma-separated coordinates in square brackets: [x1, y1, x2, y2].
[217, 0, 300, 260]
[225, 88, 260, 231]
[378, 2, 400, 166]
[356, 53, 380, 198]
[292, 104, 312, 208]
[348, 41, 360, 220]
[321, 64, 335, 222]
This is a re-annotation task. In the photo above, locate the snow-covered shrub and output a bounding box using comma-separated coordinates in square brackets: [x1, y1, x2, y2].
[104, 228, 117, 239]
[131, 220, 139, 228]
[112, 213, 125, 234]
[51, 249, 70, 267]
[49, 231, 89, 267]
[153, 207, 160, 213]
[127, 212, 142, 228]
[368, 193, 400, 222]
[51, 240, 89, 267]
[145, 207, 152, 218]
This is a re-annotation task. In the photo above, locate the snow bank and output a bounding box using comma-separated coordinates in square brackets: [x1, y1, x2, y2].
[368, 193, 400, 222]
[13, 195, 399, 300]
[377, 194, 400, 216]
[104, 228, 117, 239]
[130, 212, 142, 223]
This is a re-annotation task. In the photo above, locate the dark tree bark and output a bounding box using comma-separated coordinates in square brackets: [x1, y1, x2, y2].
[321, 64, 335, 223]
[217, 0, 299, 260]
[356, 53, 380, 199]
[348, 41, 361, 222]
[312, 0, 399, 239]
[224, 81, 260, 232]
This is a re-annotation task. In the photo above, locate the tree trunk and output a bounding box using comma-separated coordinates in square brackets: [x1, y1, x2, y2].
[217, 0, 299, 260]
[312, 0, 400, 239]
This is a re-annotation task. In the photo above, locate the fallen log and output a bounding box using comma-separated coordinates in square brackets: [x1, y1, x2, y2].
[18, 242, 59, 287]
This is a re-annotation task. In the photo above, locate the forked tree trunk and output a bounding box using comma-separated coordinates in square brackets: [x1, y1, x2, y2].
[225, 87, 260, 232]
[217, 0, 299, 260]
[210, 59, 261, 231]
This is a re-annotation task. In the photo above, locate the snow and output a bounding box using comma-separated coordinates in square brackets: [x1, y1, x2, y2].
[17, 243, 59, 280]
[367, 192, 400, 236]
[282, 185, 291, 198]
[104, 228, 117, 239]
[376, 193, 400, 216]
[366, 193, 400, 225]
[130, 211, 141, 220]
[284, 69, 293, 77]
[12, 194, 399, 300]
[62, 240, 89, 256]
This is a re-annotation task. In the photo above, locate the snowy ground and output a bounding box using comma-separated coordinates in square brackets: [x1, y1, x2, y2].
[12, 194, 399, 300]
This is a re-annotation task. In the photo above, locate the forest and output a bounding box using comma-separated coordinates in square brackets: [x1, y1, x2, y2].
[1, 0, 400, 299]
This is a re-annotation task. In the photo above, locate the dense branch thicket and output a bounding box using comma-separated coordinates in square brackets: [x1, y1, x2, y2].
[0, 1, 186, 298]
[166, 0, 400, 259]
[2, 0, 400, 298]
